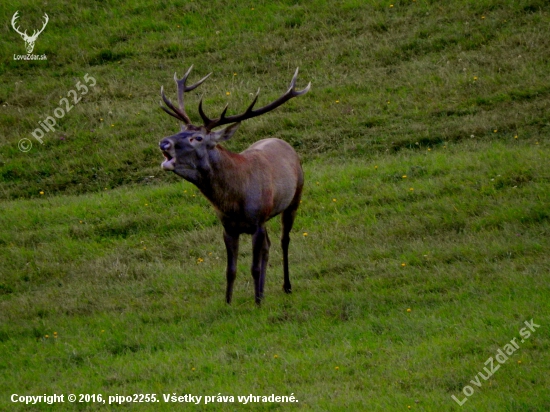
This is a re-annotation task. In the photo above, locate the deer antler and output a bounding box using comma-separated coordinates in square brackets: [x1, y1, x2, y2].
[199, 68, 311, 131]
[30, 13, 49, 40]
[11, 12, 48, 40]
[160, 65, 212, 125]
[11, 11, 28, 38]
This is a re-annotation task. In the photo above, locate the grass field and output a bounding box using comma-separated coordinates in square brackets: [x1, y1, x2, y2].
[1, 0, 549, 410]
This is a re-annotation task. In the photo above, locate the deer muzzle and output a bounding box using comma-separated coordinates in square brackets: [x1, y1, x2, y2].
[160, 140, 176, 170]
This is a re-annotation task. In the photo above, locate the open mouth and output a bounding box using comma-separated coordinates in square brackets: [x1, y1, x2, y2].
[161, 151, 176, 170]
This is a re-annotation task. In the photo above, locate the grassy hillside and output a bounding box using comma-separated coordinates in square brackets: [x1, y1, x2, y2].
[1, 0, 549, 410]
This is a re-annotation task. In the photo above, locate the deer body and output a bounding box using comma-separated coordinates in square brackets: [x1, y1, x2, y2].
[201, 139, 303, 233]
[159, 66, 309, 304]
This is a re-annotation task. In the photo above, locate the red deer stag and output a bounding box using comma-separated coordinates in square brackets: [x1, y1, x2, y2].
[159, 65, 310, 305]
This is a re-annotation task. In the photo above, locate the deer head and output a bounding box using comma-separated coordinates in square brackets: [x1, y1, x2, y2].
[11, 11, 49, 54]
[159, 66, 310, 180]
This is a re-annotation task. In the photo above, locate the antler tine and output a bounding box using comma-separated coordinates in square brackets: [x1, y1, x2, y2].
[175, 66, 212, 93]
[201, 68, 311, 131]
[289, 67, 312, 96]
[174, 66, 192, 113]
[160, 85, 190, 123]
[160, 65, 211, 125]
[245, 88, 261, 114]
[198, 98, 211, 126]
[198, 99, 233, 128]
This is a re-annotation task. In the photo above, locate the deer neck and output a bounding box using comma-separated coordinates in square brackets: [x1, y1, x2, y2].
[195, 145, 246, 209]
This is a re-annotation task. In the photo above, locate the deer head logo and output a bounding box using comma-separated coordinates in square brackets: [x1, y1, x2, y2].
[11, 11, 49, 54]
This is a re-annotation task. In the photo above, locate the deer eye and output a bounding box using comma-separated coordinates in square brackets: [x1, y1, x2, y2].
[195, 136, 203, 142]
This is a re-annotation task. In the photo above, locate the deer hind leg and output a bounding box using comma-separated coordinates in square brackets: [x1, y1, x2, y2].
[252, 225, 270, 305]
[282, 172, 304, 294]
[223, 230, 240, 304]
[281, 204, 299, 294]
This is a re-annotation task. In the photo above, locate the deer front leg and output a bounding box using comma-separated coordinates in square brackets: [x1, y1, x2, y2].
[252, 225, 270, 305]
[260, 230, 271, 298]
[223, 230, 240, 304]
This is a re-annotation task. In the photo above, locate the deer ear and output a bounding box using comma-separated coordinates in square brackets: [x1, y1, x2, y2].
[211, 123, 241, 143]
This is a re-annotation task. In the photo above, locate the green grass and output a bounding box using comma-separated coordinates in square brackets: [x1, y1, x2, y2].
[1, 0, 549, 410]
